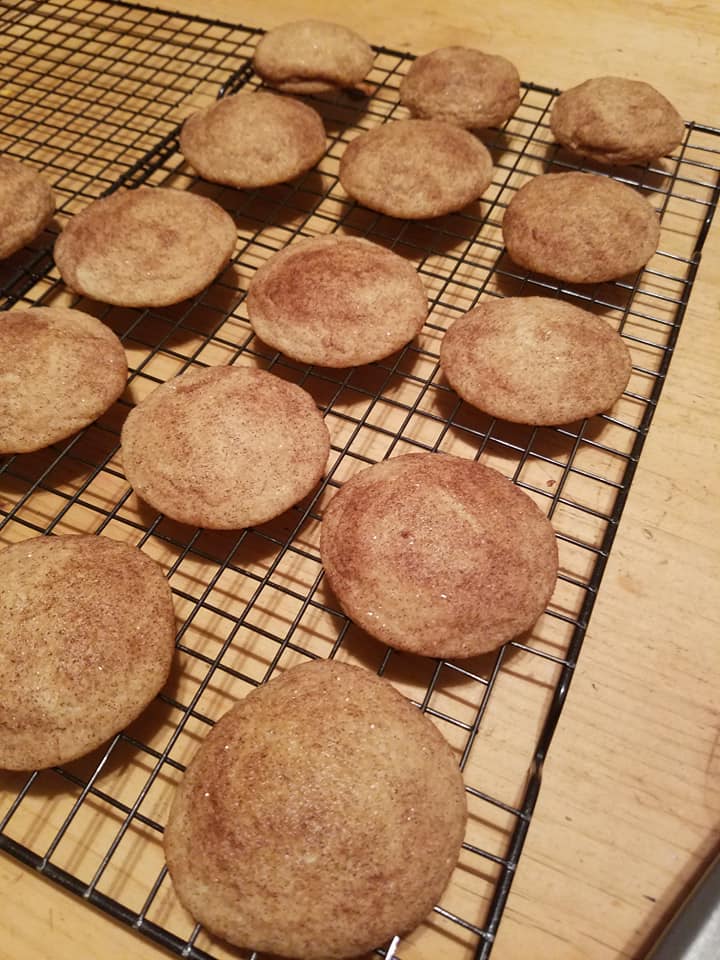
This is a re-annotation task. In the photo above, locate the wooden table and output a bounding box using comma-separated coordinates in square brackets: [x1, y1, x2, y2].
[1, 2, 718, 959]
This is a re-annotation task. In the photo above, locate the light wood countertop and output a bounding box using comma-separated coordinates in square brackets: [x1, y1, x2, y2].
[0, 2, 718, 959]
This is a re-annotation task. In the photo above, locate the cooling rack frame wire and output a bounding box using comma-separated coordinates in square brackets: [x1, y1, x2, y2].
[1, 2, 719, 959]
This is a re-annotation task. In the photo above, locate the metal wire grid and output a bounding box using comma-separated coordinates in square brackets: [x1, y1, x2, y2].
[0, 2, 719, 959]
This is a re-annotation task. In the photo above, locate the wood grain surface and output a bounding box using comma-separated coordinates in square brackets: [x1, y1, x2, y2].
[0, 2, 718, 959]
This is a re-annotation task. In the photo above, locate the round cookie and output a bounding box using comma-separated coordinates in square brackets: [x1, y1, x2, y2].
[0, 156, 55, 260]
[502, 171, 660, 283]
[179, 91, 326, 188]
[550, 76, 685, 166]
[253, 19, 374, 94]
[0, 534, 176, 771]
[164, 658, 467, 959]
[339, 118, 494, 219]
[0, 306, 128, 454]
[246, 234, 428, 367]
[440, 296, 633, 425]
[399, 46, 521, 129]
[120, 365, 330, 530]
[53, 186, 236, 307]
[320, 452, 558, 658]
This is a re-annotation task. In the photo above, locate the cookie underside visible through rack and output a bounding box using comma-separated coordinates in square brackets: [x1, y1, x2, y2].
[1, 2, 719, 959]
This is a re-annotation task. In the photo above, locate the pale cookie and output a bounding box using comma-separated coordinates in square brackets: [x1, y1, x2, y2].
[550, 76, 685, 166]
[0, 306, 127, 454]
[0, 156, 55, 259]
[179, 91, 326, 188]
[246, 234, 428, 367]
[320, 452, 558, 658]
[400, 46, 521, 129]
[253, 19, 374, 94]
[0, 534, 176, 771]
[164, 658, 467, 960]
[53, 186, 236, 307]
[440, 296, 633, 425]
[120, 365, 330, 530]
[339, 118, 494, 219]
[502, 171, 660, 283]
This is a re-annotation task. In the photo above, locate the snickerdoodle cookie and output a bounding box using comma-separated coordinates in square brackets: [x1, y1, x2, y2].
[53, 186, 236, 307]
[164, 658, 467, 959]
[502, 171, 660, 283]
[440, 296, 633, 425]
[0, 534, 176, 770]
[320, 452, 558, 658]
[179, 90, 326, 188]
[0, 306, 128, 453]
[0, 156, 55, 259]
[120, 365, 330, 529]
[253, 19, 374, 94]
[550, 76, 685, 166]
[339, 118, 493, 219]
[246, 234, 428, 366]
[400, 46, 521, 129]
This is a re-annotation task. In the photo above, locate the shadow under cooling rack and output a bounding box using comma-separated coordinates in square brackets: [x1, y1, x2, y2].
[1, 2, 720, 960]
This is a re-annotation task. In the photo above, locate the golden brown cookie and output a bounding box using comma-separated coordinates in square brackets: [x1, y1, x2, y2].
[246, 234, 428, 367]
[399, 46, 521, 129]
[120, 365, 330, 530]
[550, 76, 685, 166]
[0, 156, 55, 260]
[179, 91, 326, 188]
[440, 296, 633, 425]
[339, 118, 493, 219]
[502, 171, 660, 283]
[320, 452, 558, 658]
[164, 658, 467, 959]
[53, 186, 236, 307]
[253, 19, 374, 94]
[0, 534, 176, 771]
[0, 306, 128, 453]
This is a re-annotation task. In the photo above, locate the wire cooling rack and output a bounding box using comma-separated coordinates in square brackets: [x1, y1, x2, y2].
[1, 2, 719, 959]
